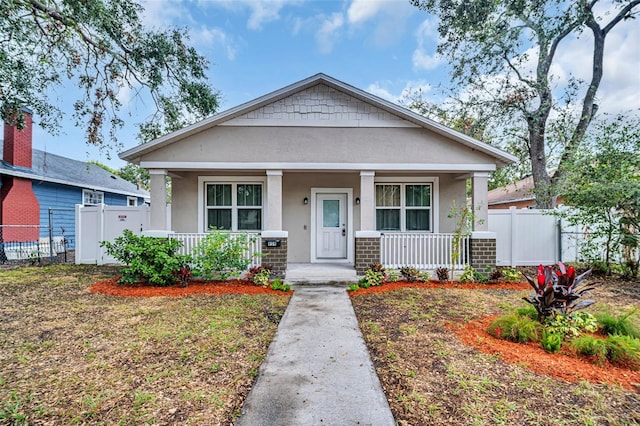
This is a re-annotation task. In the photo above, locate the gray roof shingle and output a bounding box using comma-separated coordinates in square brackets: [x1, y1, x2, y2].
[0, 144, 148, 198]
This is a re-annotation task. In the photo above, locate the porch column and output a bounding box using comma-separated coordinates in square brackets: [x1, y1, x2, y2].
[265, 170, 283, 232]
[149, 169, 168, 231]
[359, 171, 376, 231]
[470, 172, 496, 270]
[471, 172, 489, 231]
[263, 170, 287, 278]
[355, 171, 380, 275]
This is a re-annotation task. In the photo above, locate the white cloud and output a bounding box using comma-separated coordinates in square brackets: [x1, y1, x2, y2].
[412, 17, 442, 71]
[367, 80, 433, 105]
[315, 13, 345, 54]
[192, 27, 240, 60]
[140, 0, 186, 28]
[204, 0, 301, 30]
[347, 0, 387, 24]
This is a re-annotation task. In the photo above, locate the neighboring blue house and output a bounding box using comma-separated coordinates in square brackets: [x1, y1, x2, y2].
[0, 110, 148, 250]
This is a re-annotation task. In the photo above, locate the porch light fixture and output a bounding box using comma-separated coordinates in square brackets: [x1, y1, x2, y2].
[303, 197, 309, 205]
[355, 197, 360, 205]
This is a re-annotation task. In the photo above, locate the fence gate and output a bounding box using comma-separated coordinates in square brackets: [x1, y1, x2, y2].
[76, 204, 150, 265]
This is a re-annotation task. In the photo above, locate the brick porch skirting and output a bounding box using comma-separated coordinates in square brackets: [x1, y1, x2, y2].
[355, 237, 380, 275]
[469, 238, 497, 272]
[261, 238, 287, 278]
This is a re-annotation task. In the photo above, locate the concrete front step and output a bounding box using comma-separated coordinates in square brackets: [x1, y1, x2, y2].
[285, 263, 358, 284]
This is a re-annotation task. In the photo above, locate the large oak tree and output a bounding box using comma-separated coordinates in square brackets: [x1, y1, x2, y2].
[1, 0, 219, 147]
[411, 0, 640, 207]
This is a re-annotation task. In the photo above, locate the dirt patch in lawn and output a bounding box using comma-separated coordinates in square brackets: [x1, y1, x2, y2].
[351, 277, 640, 425]
[0, 265, 291, 426]
[349, 280, 529, 297]
[90, 277, 293, 297]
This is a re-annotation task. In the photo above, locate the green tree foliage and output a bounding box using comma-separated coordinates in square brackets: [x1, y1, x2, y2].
[118, 163, 150, 190]
[1, 0, 219, 148]
[559, 114, 640, 274]
[410, 0, 640, 207]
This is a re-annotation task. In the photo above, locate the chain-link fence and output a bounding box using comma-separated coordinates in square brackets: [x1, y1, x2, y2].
[0, 208, 75, 265]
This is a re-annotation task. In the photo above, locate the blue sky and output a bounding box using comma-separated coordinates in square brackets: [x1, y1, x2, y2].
[30, 0, 640, 169]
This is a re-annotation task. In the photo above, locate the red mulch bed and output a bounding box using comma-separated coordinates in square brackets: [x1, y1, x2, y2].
[349, 280, 529, 297]
[451, 316, 640, 392]
[89, 277, 293, 297]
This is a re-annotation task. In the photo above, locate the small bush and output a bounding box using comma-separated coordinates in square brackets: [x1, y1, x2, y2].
[501, 267, 522, 282]
[190, 230, 257, 280]
[546, 312, 598, 338]
[269, 278, 290, 292]
[363, 269, 385, 287]
[418, 271, 431, 282]
[348, 284, 360, 292]
[400, 266, 420, 282]
[435, 267, 449, 282]
[459, 265, 476, 283]
[101, 229, 187, 286]
[606, 335, 640, 370]
[570, 335, 609, 365]
[368, 263, 386, 275]
[487, 313, 543, 343]
[248, 265, 272, 287]
[386, 270, 400, 283]
[515, 305, 538, 320]
[594, 309, 640, 338]
[541, 330, 563, 353]
[488, 268, 503, 281]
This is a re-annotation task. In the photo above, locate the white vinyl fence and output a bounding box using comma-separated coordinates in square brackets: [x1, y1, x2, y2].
[489, 207, 583, 267]
[381, 233, 469, 270]
[75, 204, 150, 264]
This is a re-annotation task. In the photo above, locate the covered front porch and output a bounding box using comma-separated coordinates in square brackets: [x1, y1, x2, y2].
[161, 167, 492, 277]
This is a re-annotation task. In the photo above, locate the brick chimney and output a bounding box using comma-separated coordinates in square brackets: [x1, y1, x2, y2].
[1, 108, 40, 242]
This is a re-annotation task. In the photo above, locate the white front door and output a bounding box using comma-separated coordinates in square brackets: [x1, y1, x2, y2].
[316, 193, 347, 259]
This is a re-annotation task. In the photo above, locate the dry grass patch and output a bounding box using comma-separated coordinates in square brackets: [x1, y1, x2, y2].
[0, 264, 290, 425]
[352, 282, 640, 425]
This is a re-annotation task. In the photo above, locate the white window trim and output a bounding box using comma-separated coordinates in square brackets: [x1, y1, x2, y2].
[127, 196, 137, 206]
[197, 176, 266, 233]
[374, 177, 439, 233]
[83, 189, 104, 206]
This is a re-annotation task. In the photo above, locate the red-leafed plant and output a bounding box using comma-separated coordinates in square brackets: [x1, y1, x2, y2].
[523, 262, 595, 322]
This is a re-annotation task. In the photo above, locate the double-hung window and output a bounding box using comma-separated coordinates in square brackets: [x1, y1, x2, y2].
[375, 183, 432, 231]
[205, 183, 262, 231]
[83, 189, 104, 205]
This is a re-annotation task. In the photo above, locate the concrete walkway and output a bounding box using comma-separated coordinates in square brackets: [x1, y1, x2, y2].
[234, 285, 395, 426]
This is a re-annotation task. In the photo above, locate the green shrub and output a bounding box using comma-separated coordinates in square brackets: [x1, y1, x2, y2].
[386, 270, 400, 283]
[487, 313, 543, 343]
[459, 265, 476, 283]
[400, 266, 420, 282]
[541, 330, 563, 353]
[101, 229, 187, 286]
[570, 335, 609, 365]
[545, 312, 598, 338]
[190, 230, 257, 280]
[435, 266, 449, 282]
[606, 335, 640, 370]
[348, 284, 360, 292]
[515, 305, 538, 320]
[501, 267, 522, 282]
[363, 269, 385, 287]
[269, 278, 290, 292]
[594, 309, 640, 338]
[418, 271, 431, 282]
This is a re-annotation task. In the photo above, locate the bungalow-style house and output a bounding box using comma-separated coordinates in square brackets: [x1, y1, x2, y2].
[0, 109, 148, 252]
[120, 74, 517, 276]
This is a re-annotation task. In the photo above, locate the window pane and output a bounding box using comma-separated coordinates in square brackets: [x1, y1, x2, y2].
[406, 185, 431, 207]
[207, 209, 231, 230]
[207, 184, 231, 206]
[323, 200, 340, 227]
[238, 209, 261, 230]
[376, 209, 400, 231]
[376, 185, 400, 207]
[237, 184, 262, 206]
[406, 209, 430, 231]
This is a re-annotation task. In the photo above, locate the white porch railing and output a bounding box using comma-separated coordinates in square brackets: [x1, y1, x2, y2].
[170, 232, 262, 268]
[380, 233, 469, 270]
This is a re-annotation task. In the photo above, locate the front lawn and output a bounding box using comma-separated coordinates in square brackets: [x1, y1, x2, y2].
[351, 277, 640, 425]
[0, 264, 290, 425]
